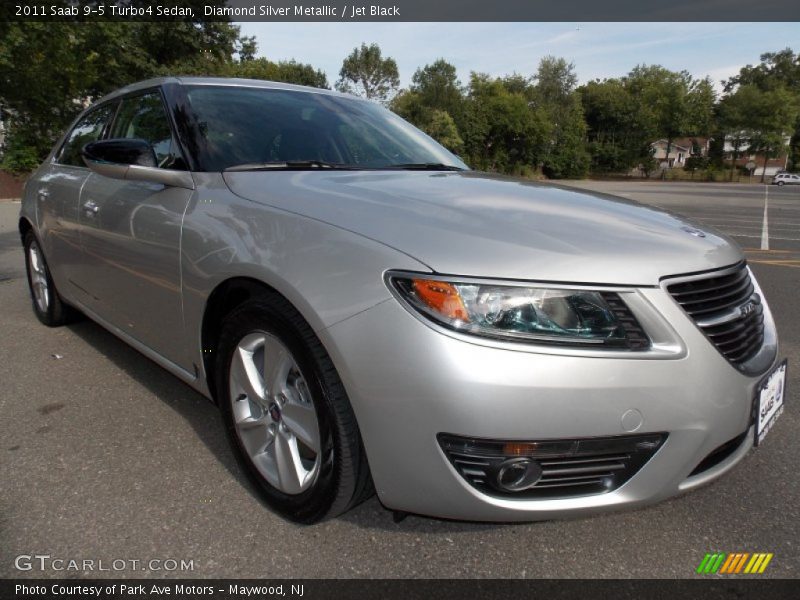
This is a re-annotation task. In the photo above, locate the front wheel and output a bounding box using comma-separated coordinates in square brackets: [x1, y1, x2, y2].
[23, 231, 76, 327]
[216, 295, 373, 523]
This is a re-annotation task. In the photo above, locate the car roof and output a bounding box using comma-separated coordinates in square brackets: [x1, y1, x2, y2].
[93, 76, 355, 105]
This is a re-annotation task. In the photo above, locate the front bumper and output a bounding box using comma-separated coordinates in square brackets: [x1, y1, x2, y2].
[319, 284, 779, 521]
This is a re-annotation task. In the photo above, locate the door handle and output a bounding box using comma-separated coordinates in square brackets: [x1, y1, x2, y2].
[82, 200, 99, 215]
[37, 189, 49, 202]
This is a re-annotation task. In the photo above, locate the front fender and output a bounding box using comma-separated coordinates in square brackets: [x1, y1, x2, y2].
[180, 173, 430, 396]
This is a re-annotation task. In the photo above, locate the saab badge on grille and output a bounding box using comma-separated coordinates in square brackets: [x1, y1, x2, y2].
[740, 300, 757, 317]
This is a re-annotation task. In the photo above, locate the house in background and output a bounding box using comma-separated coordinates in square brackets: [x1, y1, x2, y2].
[722, 134, 790, 177]
[650, 137, 711, 168]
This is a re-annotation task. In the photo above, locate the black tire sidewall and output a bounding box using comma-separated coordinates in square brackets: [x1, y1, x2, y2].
[216, 300, 341, 523]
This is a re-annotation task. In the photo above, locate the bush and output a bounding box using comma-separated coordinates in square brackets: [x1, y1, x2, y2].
[684, 156, 709, 172]
[1, 141, 40, 174]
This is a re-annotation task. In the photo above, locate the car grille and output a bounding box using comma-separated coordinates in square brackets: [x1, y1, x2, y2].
[438, 433, 667, 499]
[666, 263, 764, 366]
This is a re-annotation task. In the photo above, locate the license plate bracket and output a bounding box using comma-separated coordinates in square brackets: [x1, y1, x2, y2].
[753, 359, 787, 446]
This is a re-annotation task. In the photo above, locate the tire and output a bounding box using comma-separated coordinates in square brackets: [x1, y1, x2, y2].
[215, 294, 373, 523]
[23, 231, 77, 327]
[776, 181, 784, 186]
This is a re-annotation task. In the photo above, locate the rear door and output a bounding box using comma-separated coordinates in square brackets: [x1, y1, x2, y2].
[35, 103, 117, 297]
[76, 89, 194, 369]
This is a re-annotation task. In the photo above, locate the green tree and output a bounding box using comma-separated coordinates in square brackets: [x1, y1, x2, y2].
[0, 10, 245, 168]
[226, 58, 329, 89]
[725, 48, 800, 170]
[742, 86, 798, 182]
[409, 59, 463, 117]
[0, 10, 331, 171]
[390, 89, 426, 124]
[422, 110, 464, 154]
[718, 85, 757, 180]
[532, 57, 588, 178]
[724, 48, 800, 93]
[461, 73, 549, 173]
[625, 66, 692, 175]
[718, 84, 799, 182]
[391, 59, 465, 154]
[236, 36, 258, 62]
[685, 77, 717, 136]
[335, 43, 400, 103]
[534, 56, 578, 105]
[580, 78, 653, 173]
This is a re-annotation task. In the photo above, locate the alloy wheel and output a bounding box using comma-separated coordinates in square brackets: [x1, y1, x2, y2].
[228, 332, 321, 495]
[27, 240, 50, 314]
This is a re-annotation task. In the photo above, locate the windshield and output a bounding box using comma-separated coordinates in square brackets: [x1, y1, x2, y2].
[183, 85, 469, 172]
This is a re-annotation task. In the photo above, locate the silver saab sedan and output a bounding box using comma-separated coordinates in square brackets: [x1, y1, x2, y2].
[19, 77, 786, 523]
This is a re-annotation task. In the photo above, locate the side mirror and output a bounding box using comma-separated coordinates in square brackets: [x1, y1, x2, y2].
[82, 139, 194, 190]
[82, 138, 157, 168]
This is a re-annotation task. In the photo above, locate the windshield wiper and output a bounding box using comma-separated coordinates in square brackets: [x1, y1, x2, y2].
[225, 160, 353, 171]
[387, 163, 466, 171]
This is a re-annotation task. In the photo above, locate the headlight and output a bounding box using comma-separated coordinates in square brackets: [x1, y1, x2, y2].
[388, 273, 649, 349]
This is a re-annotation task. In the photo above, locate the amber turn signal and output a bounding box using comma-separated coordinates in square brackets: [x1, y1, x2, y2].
[412, 279, 470, 322]
[503, 442, 540, 456]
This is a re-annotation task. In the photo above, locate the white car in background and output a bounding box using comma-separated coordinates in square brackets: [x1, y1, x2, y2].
[772, 173, 800, 185]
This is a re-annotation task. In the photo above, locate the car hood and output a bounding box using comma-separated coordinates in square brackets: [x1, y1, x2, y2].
[223, 170, 743, 285]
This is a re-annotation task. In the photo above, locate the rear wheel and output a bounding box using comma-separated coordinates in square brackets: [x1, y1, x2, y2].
[216, 295, 373, 523]
[23, 231, 76, 327]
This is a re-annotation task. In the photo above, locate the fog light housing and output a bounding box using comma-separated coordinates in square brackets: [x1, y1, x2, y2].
[438, 432, 667, 499]
[490, 457, 544, 492]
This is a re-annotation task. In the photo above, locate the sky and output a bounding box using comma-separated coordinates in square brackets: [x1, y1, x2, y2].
[236, 22, 800, 92]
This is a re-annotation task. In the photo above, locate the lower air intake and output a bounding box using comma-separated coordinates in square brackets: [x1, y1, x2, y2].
[438, 432, 667, 499]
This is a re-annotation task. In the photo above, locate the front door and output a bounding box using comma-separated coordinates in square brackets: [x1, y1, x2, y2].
[76, 90, 194, 369]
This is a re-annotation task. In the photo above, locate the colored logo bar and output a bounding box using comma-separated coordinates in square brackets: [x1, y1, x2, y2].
[696, 553, 773, 574]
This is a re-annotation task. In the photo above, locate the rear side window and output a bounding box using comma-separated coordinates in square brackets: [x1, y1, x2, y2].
[56, 103, 117, 167]
[110, 91, 185, 169]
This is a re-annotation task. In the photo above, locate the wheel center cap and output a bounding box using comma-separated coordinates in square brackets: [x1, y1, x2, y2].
[268, 402, 282, 422]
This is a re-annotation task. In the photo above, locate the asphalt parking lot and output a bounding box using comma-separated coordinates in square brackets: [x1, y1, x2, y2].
[1, 180, 798, 579]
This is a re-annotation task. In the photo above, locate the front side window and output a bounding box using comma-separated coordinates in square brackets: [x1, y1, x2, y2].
[110, 91, 184, 169]
[57, 103, 117, 167]
[183, 86, 468, 172]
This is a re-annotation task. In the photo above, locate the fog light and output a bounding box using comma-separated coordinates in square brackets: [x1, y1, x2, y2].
[438, 432, 667, 499]
[491, 457, 543, 492]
